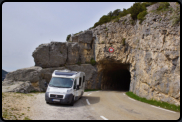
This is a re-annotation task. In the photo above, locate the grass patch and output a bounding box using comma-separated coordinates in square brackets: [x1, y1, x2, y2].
[122, 19, 127, 25]
[122, 38, 126, 46]
[84, 89, 101, 92]
[29, 90, 44, 94]
[90, 58, 96, 66]
[23, 116, 31, 120]
[77, 61, 81, 66]
[157, 2, 170, 11]
[125, 91, 180, 112]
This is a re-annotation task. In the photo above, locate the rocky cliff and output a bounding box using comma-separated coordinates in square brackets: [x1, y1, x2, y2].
[3, 2, 180, 105]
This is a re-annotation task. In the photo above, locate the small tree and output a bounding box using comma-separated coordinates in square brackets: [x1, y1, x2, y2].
[66, 34, 71, 42]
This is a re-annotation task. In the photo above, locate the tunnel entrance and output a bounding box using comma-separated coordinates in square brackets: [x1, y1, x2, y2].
[100, 63, 131, 91]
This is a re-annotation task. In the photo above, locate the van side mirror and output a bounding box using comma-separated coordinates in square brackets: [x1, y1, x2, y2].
[44, 82, 48, 87]
[74, 85, 76, 89]
[76, 85, 79, 90]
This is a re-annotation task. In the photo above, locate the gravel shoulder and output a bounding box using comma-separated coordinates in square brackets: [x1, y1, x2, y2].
[2, 92, 101, 120]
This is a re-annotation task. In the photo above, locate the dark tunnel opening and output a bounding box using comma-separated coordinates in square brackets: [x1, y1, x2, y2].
[101, 63, 131, 91]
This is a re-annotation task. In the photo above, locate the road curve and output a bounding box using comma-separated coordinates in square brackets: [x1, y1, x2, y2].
[84, 90, 180, 120]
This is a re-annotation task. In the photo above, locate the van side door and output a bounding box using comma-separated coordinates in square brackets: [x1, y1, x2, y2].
[78, 77, 82, 96]
[73, 79, 77, 97]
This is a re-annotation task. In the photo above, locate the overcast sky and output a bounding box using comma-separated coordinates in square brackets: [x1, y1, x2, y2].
[2, 2, 134, 72]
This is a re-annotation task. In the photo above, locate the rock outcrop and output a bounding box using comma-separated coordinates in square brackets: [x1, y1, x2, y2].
[3, 64, 98, 93]
[32, 42, 67, 68]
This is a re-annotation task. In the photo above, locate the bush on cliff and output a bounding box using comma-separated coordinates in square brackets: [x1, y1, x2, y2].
[66, 34, 71, 42]
[157, 2, 170, 11]
[137, 10, 148, 24]
[92, 2, 158, 28]
[90, 58, 96, 66]
[129, 2, 146, 20]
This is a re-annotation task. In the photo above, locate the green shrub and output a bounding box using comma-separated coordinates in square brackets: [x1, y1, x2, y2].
[90, 58, 96, 66]
[130, 2, 146, 20]
[157, 2, 170, 11]
[137, 10, 148, 24]
[66, 34, 71, 41]
[114, 17, 120, 23]
[172, 15, 180, 26]
[105, 27, 108, 31]
[92, 2, 158, 28]
[122, 19, 127, 25]
[142, 2, 157, 7]
[24, 116, 31, 120]
[106, 33, 108, 37]
[130, 19, 135, 25]
[126, 91, 180, 112]
[171, 6, 180, 26]
[122, 38, 126, 46]
[77, 62, 81, 65]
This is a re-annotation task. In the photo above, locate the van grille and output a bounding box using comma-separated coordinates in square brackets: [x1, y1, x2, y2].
[50, 94, 63, 98]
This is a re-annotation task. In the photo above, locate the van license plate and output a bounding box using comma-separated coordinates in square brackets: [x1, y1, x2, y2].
[52, 99, 60, 102]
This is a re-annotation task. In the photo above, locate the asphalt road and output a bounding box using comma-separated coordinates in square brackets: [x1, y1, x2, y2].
[29, 90, 180, 120]
[84, 90, 180, 120]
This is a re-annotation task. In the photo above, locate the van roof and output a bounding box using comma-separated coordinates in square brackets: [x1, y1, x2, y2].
[52, 70, 85, 78]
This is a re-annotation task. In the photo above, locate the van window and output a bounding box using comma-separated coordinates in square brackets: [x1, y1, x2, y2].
[74, 79, 77, 89]
[83, 76, 85, 82]
[79, 77, 82, 87]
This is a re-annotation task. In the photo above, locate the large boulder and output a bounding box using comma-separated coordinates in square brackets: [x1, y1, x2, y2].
[4, 66, 42, 83]
[2, 81, 37, 93]
[49, 42, 67, 67]
[12, 81, 37, 93]
[32, 43, 50, 68]
[32, 42, 67, 68]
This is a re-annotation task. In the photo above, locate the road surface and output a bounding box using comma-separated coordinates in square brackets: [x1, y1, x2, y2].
[28, 90, 180, 120]
[84, 90, 180, 120]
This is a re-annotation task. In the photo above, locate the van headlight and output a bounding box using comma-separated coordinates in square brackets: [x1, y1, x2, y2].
[67, 89, 72, 94]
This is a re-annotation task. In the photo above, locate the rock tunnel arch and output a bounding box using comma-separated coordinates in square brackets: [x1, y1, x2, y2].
[98, 60, 131, 91]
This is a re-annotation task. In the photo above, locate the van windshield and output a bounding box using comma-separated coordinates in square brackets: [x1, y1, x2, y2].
[49, 77, 74, 88]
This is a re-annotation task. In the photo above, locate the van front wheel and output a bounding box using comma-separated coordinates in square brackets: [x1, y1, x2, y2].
[70, 96, 74, 106]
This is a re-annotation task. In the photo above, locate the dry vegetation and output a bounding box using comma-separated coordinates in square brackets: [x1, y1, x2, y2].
[2, 92, 37, 120]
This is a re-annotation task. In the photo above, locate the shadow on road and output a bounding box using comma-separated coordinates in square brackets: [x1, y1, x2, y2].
[46, 96, 100, 108]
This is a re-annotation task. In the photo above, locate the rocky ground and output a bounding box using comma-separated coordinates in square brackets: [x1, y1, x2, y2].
[2, 92, 36, 120]
[2, 92, 101, 120]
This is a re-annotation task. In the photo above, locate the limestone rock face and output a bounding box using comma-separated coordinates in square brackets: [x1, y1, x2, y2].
[89, 6, 180, 105]
[32, 42, 67, 68]
[67, 42, 79, 64]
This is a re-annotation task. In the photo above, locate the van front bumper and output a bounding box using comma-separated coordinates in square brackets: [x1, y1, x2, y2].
[45, 92, 73, 104]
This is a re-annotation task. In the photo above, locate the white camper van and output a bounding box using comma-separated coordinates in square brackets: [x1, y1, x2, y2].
[45, 69, 85, 106]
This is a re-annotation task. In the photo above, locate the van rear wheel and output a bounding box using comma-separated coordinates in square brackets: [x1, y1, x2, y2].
[70, 97, 74, 106]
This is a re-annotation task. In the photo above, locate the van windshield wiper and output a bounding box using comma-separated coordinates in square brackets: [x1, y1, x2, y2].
[59, 87, 71, 88]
